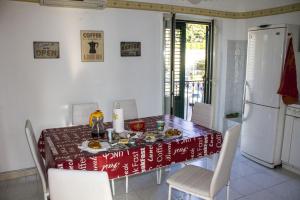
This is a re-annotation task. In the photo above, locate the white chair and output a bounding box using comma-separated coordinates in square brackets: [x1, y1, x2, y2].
[48, 169, 113, 200]
[71, 102, 98, 125]
[25, 120, 49, 200]
[191, 102, 213, 129]
[167, 125, 241, 200]
[113, 99, 138, 120]
[189, 102, 214, 166]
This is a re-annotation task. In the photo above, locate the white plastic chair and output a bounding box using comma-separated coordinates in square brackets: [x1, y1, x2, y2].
[25, 120, 49, 200]
[113, 99, 138, 120]
[71, 102, 98, 125]
[48, 169, 113, 200]
[167, 125, 241, 200]
[191, 102, 213, 129]
[188, 102, 214, 166]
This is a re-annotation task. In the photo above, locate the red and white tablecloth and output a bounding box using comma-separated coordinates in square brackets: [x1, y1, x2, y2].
[38, 115, 222, 179]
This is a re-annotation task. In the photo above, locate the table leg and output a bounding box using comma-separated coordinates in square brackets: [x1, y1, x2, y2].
[156, 168, 162, 184]
[111, 179, 115, 196]
[125, 176, 128, 193]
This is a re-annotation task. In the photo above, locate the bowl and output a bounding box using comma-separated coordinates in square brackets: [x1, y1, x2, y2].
[129, 120, 145, 132]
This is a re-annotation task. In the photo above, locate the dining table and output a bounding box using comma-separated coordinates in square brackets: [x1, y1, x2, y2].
[38, 114, 222, 193]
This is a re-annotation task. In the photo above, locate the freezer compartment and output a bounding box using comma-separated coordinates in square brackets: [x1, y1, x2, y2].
[241, 102, 279, 164]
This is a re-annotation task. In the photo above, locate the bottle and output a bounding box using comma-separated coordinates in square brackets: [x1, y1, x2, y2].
[89, 110, 105, 138]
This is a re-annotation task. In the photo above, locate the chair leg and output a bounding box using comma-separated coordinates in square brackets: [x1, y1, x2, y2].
[226, 181, 230, 200]
[125, 176, 128, 193]
[168, 186, 172, 200]
[111, 179, 115, 196]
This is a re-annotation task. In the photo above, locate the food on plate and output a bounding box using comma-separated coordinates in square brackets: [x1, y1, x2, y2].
[145, 135, 156, 142]
[118, 138, 129, 144]
[144, 132, 157, 142]
[88, 140, 102, 149]
[144, 132, 156, 137]
[165, 129, 182, 137]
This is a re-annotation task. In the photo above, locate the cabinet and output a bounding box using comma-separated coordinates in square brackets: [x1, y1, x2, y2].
[282, 105, 300, 174]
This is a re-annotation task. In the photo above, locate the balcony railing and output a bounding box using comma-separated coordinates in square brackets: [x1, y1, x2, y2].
[172, 80, 204, 120]
[184, 80, 204, 120]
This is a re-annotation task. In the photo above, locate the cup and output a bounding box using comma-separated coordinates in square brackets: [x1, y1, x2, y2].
[156, 120, 165, 132]
[106, 128, 114, 143]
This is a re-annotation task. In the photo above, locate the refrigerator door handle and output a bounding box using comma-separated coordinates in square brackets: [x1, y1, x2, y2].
[242, 81, 250, 122]
[242, 80, 248, 115]
[242, 101, 251, 122]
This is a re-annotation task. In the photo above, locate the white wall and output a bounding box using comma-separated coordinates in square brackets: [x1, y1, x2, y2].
[0, 1, 163, 172]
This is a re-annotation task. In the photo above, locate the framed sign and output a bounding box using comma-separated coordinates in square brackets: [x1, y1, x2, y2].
[120, 42, 141, 57]
[33, 42, 59, 59]
[81, 30, 104, 62]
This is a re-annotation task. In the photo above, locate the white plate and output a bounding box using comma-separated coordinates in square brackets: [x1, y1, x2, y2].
[163, 129, 183, 140]
[78, 141, 111, 153]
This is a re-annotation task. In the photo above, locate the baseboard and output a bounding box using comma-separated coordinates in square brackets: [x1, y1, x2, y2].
[0, 167, 37, 181]
[241, 151, 280, 168]
[282, 164, 300, 176]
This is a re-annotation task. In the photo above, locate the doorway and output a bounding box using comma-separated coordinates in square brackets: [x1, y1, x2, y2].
[163, 14, 214, 120]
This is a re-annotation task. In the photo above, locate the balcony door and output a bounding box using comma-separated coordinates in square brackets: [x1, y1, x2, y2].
[163, 14, 214, 119]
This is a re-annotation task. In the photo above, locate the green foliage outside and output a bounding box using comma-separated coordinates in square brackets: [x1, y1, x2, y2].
[186, 24, 207, 49]
[186, 23, 207, 81]
[196, 59, 205, 71]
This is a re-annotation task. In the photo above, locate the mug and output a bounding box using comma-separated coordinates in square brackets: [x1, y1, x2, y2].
[156, 120, 165, 131]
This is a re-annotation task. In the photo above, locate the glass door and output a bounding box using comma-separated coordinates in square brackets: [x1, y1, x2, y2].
[163, 14, 214, 119]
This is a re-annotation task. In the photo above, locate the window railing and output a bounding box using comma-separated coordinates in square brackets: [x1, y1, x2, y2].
[184, 80, 204, 120]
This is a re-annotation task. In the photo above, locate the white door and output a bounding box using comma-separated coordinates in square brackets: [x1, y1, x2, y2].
[289, 117, 300, 168]
[245, 28, 286, 108]
[241, 102, 279, 163]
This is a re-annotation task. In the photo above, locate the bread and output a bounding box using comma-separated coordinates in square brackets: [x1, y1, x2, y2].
[88, 140, 101, 149]
[118, 139, 129, 144]
[165, 129, 181, 137]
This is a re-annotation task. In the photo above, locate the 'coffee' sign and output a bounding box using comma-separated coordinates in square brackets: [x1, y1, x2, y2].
[33, 42, 59, 59]
[80, 30, 104, 62]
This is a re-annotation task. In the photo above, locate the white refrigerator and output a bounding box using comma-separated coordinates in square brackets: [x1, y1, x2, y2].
[241, 24, 300, 168]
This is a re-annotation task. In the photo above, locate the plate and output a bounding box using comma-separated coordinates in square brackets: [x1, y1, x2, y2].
[78, 141, 111, 153]
[143, 132, 158, 143]
[118, 130, 143, 139]
[163, 129, 182, 139]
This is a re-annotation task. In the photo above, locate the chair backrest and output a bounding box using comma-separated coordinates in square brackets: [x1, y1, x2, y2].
[48, 169, 113, 200]
[210, 124, 241, 197]
[191, 102, 213, 129]
[72, 103, 98, 125]
[113, 99, 138, 120]
[25, 120, 48, 194]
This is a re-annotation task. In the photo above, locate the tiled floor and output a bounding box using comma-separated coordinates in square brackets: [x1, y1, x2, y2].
[1, 148, 300, 200]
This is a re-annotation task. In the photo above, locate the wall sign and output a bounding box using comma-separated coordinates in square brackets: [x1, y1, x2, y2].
[33, 42, 59, 59]
[121, 42, 141, 57]
[81, 30, 104, 62]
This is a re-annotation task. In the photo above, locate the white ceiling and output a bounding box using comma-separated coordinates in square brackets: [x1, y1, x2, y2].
[127, 0, 300, 12]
